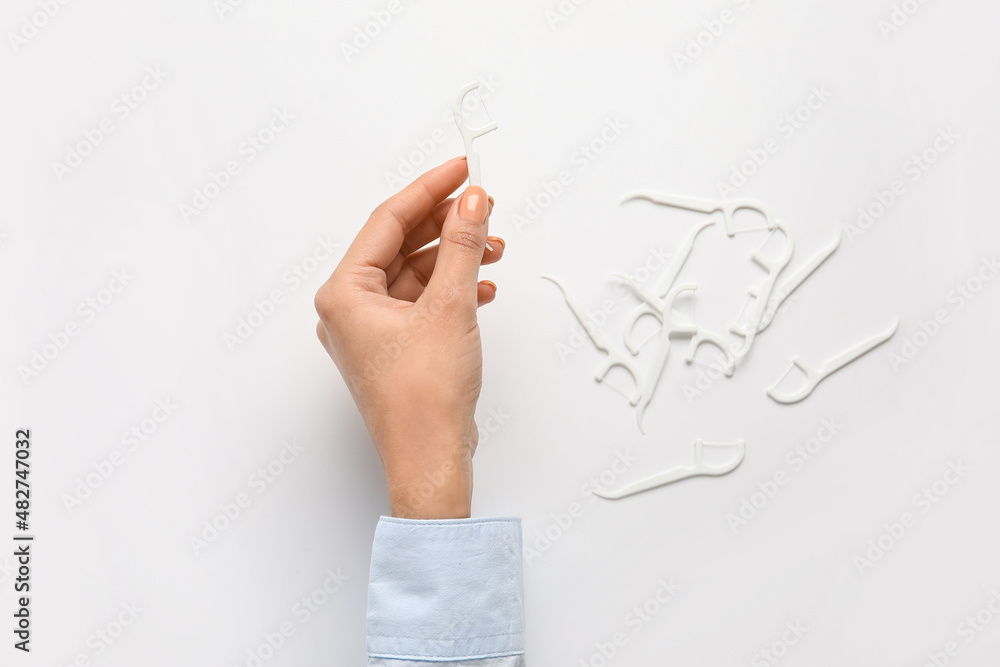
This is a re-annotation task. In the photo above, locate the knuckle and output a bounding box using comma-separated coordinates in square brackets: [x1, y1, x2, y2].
[313, 285, 332, 318]
[432, 282, 471, 310]
[443, 227, 483, 252]
[373, 199, 408, 230]
[314, 280, 346, 321]
[407, 260, 432, 288]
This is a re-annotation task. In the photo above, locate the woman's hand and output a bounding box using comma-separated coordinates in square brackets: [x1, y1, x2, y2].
[314, 157, 504, 519]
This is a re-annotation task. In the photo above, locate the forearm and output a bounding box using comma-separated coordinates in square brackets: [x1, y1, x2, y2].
[376, 413, 477, 520]
[385, 453, 474, 520]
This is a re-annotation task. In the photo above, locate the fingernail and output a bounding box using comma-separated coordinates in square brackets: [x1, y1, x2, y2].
[482, 280, 497, 292]
[487, 196, 494, 207]
[461, 186, 488, 223]
[447, 156, 467, 163]
[488, 236, 505, 250]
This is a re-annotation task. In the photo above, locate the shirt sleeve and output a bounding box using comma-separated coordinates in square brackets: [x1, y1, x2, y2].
[366, 516, 525, 666]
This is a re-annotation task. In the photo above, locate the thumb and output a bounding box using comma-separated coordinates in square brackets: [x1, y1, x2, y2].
[426, 185, 489, 304]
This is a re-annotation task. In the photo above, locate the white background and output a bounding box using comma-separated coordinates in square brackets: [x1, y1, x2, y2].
[2, 1, 999, 665]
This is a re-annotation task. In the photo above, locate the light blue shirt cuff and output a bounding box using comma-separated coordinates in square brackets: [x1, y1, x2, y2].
[367, 516, 525, 662]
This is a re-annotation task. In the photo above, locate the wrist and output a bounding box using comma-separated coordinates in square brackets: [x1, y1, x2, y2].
[385, 455, 473, 519]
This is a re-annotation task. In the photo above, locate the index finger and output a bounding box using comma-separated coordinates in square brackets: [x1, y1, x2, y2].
[342, 157, 469, 271]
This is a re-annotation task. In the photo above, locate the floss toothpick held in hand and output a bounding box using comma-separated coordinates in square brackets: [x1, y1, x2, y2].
[453, 81, 498, 187]
[453, 81, 499, 250]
